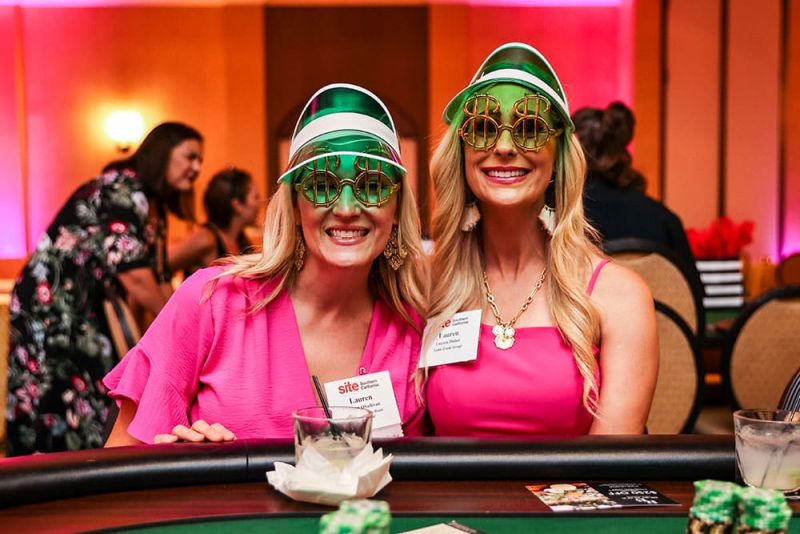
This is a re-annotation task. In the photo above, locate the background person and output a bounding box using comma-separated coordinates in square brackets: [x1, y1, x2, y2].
[424, 43, 658, 437]
[169, 167, 262, 277]
[103, 84, 428, 445]
[574, 102, 695, 269]
[5, 122, 203, 455]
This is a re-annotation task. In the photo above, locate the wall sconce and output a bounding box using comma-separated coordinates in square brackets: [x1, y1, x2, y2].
[105, 111, 145, 153]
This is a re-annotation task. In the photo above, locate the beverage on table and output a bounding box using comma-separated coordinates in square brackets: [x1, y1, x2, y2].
[296, 434, 368, 470]
[292, 406, 373, 469]
[734, 410, 800, 493]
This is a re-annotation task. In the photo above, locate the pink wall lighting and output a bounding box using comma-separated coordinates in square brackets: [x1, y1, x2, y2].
[0, 7, 28, 259]
[465, 4, 632, 112]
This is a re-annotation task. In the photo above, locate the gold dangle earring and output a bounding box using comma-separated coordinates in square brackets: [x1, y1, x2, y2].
[294, 227, 306, 271]
[383, 225, 408, 271]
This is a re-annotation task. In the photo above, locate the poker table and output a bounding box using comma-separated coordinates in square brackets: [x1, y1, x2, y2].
[0, 435, 797, 533]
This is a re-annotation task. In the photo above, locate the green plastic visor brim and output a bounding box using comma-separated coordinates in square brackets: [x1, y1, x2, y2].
[277, 131, 406, 184]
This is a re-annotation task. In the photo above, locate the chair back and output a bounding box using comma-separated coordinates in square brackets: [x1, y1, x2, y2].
[647, 301, 704, 434]
[604, 238, 704, 338]
[777, 253, 800, 286]
[722, 285, 800, 409]
[102, 294, 141, 360]
[779, 367, 800, 412]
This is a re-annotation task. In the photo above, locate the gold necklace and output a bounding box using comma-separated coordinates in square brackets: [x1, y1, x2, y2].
[483, 267, 547, 350]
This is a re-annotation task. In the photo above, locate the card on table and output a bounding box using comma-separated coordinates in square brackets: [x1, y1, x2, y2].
[526, 482, 678, 512]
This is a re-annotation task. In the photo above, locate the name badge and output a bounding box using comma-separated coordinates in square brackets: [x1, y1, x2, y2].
[324, 370, 403, 438]
[419, 309, 481, 368]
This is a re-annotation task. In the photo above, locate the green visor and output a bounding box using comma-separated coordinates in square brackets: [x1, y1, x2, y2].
[443, 42, 574, 132]
[278, 130, 406, 183]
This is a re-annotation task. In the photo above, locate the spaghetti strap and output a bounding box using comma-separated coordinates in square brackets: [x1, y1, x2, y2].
[586, 258, 611, 295]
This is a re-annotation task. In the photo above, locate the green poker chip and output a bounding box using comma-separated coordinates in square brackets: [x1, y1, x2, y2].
[690, 479, 740, 522]
[319, 500, 391, 534]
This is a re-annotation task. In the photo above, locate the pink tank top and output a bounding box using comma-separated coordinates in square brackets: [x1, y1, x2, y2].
[426, 259, 610, 437]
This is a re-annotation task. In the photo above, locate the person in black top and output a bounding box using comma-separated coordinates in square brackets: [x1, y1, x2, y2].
[169, 167, 261, 278]
[574, 102, 695, 269]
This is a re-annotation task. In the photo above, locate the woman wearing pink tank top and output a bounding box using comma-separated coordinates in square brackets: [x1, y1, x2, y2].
[424, 43, 658, 437]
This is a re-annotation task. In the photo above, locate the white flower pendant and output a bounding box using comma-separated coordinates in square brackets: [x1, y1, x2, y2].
[492, 325, 516, 350]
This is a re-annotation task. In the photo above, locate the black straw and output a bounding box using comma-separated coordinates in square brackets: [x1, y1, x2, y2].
[312, 375, 342, 438]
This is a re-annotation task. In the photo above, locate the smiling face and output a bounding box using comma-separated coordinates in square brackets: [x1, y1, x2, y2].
[165, 139, 203, 192]
[295, 161, 398, 272]
[462, 84, 559, 211]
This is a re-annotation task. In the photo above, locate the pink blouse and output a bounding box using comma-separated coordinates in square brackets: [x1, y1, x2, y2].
[103, 267, 425, 443]
[426, 260, 609, 437]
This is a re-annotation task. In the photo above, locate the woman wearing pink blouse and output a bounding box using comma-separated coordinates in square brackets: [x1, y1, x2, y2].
[104, 84, 428, 445]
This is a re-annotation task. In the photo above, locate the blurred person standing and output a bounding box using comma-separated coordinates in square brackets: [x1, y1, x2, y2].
[5, 122, 203, 455]
[169, 167, 261, 277]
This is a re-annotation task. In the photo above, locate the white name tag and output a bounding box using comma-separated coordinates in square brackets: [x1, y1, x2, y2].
[324, 370, 403, 438]
[419, 309, 481, 368]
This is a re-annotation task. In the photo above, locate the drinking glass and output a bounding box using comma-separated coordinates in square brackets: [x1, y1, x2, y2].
[292, 406, 372, 469]
[734, 409, 800, 494]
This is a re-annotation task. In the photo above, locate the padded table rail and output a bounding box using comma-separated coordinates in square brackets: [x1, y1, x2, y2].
[0, 435, 734, 507]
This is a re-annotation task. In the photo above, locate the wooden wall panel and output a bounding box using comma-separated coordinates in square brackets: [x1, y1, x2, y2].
[631, 0, 663, 199]
[783, 0, 800, 257]
[427, 3, 470, 152]
[221, 6, 267, 204]
[726, 0, 781, 259]
[664, 0, 722, 229]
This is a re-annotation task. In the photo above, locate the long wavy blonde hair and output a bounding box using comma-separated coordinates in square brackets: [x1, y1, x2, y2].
[425, 110, 603, 415]
[214, 178, 428, 330]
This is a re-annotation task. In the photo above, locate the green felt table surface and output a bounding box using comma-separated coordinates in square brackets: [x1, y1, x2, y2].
[125, 514, 800, 534]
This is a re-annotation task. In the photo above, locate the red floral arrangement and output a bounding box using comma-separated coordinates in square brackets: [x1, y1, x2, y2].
[686, 217, 754, 259]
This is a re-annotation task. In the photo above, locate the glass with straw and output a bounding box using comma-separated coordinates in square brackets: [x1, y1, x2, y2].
[291, 376, 373, 469]
[734, 409, 800, 494]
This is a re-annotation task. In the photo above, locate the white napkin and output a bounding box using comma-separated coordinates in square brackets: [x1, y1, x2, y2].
[266, 443, 393, 506]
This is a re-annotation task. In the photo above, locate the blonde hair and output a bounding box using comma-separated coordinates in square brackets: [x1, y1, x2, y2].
[425, 118, 603, 415]
[214, 178, 428, 330]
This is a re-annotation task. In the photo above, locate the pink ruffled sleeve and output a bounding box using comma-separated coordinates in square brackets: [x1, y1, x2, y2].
[103, 268, 220, 443]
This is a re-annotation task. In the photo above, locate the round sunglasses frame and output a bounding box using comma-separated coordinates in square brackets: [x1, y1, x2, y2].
[458, 94, 563, 152]
[294, 156, 401, 208]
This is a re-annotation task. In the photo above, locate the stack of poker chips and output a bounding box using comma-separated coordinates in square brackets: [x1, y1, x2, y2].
[687, 480, 792, 534]
[688, 480, 740, 533]
[737, 487, 792, 533]
[319, 499, 391, 534]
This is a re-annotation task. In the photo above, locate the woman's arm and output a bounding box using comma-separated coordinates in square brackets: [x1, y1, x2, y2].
[588, 261, 659, 434]
[104, 398, 143, 447]
[104, 399, 236, 445]
[118, 267, 169, 316]
[168, 227, 217, 272]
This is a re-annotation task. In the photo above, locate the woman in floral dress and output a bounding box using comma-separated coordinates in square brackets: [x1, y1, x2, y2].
[5, 122, 203, 455]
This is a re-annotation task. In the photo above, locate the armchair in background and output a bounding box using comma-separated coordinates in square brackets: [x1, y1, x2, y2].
[722, 285, 800, 410]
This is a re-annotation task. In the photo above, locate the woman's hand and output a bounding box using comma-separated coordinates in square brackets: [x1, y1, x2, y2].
[153, 420, 236, 443]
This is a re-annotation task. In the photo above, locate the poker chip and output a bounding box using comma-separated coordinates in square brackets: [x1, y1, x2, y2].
[687, 480, 792, 533]
[737, 487, 792, 532]
[690, 480, 740, 525]
[319, 499, 391, 534]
